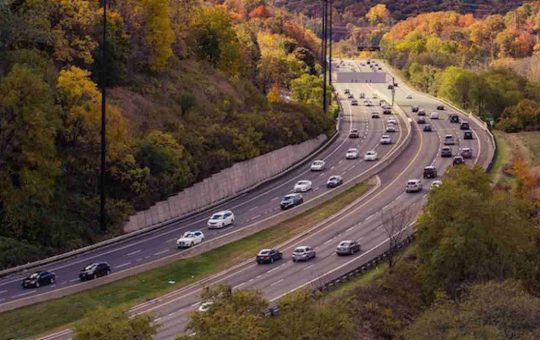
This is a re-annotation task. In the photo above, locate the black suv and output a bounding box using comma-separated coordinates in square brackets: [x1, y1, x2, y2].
[79, 262, 111, 281]
[423, 124, 432, 132]
[22, 271, 55, 288]
[423, 166, 437, 179]
[449, 114, 460, 123]
[460, 121, 470, 130]
[464, 131, 473, 139]
[256, 249, 282, 264]
[412, 106, 419, 113]
[280, 193, 303, 210]
[383, 108, 392, 115]
[437, 105, 445, 110]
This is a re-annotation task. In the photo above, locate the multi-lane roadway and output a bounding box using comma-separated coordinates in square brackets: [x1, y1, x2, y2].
[39, 59, 494, 339]
[0, 61, 408, 310]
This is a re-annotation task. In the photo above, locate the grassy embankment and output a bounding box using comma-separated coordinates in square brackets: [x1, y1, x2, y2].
[0, 183, 371, 339]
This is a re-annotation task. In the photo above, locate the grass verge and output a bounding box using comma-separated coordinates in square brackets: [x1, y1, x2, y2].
[0, 183, 371, 339]
[491, 131, 511, 185]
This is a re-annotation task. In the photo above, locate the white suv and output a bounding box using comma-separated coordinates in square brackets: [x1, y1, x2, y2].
[346, 148, 360, 159]
[294, 180, 312, 192]
[207, 210, 235, 229]
[177, 231, 205, 248]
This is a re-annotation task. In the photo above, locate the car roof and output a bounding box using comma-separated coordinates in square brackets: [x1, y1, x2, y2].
[424, 165, 435, 169]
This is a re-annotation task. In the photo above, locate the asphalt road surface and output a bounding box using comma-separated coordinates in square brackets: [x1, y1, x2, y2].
[0, 61, 407, 308]
[40, 59, 494, 340]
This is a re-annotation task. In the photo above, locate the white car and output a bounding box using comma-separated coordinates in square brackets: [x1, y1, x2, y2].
[386, 125, 396, 133]
[207, 210, 235, 229]
[387, 118, 397, 125]
[345, 148, 360, 159]
[364, 150, 378, 161]
[431, 180, 443, 189]
[406, 94, 413, 99]
[198, 301, 214, 312]
[177, 231, 205, 248]
[294, 180, 312, 192]
[444, 134, 456, 145]
[380, 135, 392, 144]
[406, 179, 423, 193]
[310, 160, 326, 171]
[430, 112, 440, 119]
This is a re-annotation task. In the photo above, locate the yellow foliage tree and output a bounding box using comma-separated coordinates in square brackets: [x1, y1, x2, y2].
[267, 83, 281, 103]
[366, 4, 391, 26]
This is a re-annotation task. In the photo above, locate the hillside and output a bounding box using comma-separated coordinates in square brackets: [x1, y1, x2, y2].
[0, 0, 333, 268]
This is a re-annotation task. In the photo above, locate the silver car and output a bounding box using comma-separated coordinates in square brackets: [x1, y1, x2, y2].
[292, 246, 316, 262]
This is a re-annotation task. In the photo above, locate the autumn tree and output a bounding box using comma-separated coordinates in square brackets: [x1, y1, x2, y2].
[290, 74, 323, 106]
[366, 4, 391, 26]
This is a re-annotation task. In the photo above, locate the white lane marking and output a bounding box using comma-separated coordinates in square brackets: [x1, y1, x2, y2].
[191, 302, 199, 308]
[125, 250, 142, 257]
[248, 206, 259, 212]
[270, 279, 284, 287]
[346, 226, 355, 232]
[267, 265, 283, 274]
[252, 214, 262, 220]
[271, 197, 279, 201]
[166, 238, 177, 243]
[116, 262, 131, 269]
[0, 290, 7, 295]
[154, 249, 170, 257]
[233, 281, 247, 289]
[11, 290, 36, 299]
[303, 264, 315, 271]
[69, 278, 78, 283]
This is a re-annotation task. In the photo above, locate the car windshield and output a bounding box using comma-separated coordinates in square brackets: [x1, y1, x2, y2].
[284, 195, 295, 200]
[84, 264, 96, 271]
[339, 242, 350, 246]
[184, 233, 195, 238]
[259, 250, 270, 255]
[211, 214, 223, 220]
[295, 248, 305, 253]
[29, 273, 39, 279]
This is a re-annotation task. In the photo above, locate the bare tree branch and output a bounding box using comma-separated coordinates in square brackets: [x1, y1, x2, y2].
[380, 203, 417, 271]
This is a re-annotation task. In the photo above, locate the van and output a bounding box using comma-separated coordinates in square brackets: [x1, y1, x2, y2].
[444, 135, 456, 145]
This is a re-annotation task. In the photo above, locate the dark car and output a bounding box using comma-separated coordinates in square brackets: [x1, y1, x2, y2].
[349, 129, 360, 138]
[418, 110, 426, 116]
[423, 124, 432, 132]
[256, 249, 282, 264]
[417, 117, 426, 124]
[387, 84, 394, 90]
[412, 106, 419, 113]
[423, 166, 438, 179]
[344, 89, 350, 95]
[441, 147, 453, 157]
[461, 148, 473, 159]
[464, 131, 473, 139]
[460, 121, 470, 130]
[383, 108, 392, 115]
[393, 83, 398, 87]
[280, 193, 303, 210]
[327, 175, 343, 188]
[371, 111, 380, 119]
[437, 105, 445, 110]
[449, 114, 460, 123]
[79, 262, 111, 281]
[22, 271, 55, 288]
[336, 240, 361, 256]
[453, 156, 465, 166]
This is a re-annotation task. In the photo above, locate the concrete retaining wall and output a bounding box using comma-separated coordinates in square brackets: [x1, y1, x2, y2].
[124, 135, 328, 232]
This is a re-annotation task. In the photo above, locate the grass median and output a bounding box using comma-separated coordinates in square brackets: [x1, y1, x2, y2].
[0, 183, 371, 339]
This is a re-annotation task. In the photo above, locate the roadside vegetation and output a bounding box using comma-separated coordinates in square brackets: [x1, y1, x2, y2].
[166, 166, 540, 339]
[0, 183, 370, 339]
[0, 0, 335, 268]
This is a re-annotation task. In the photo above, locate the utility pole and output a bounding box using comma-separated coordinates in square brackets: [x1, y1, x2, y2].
[391, 76, 395, 106]
[321, 0, 328, 113]
[100, 0, 108, 233]
[328, 0, 333, 89]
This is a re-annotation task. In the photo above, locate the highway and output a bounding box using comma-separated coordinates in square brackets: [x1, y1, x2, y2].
[39, 59, 495, 340]
[0, 61, 408, 310]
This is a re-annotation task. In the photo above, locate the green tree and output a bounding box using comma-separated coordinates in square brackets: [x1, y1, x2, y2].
[404, 281, 540, 340]
[0, 63, 59, 240]
[417, 166, 537, 300]
[74, 306, 157, 340]
[290, 74, 323, 106]
[180, 285, 269, 340]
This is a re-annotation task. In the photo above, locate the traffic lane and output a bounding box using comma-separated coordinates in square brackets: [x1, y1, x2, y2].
[0, 82, 383, 302]
[149, 114, 425, 334]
